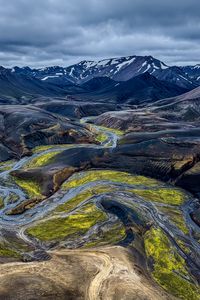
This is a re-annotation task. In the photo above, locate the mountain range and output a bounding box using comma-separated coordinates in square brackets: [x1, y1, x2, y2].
[0, 55, 200, 104]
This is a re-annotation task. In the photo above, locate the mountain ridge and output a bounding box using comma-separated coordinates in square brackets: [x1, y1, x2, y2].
[0, 54, 199, 104]
[2, 54, 199, 88]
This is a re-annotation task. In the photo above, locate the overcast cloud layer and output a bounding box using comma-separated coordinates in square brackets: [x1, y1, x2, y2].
[0, 0, 199, 67]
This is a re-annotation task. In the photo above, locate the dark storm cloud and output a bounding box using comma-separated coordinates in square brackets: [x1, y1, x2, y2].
[0, 0, 199, 67]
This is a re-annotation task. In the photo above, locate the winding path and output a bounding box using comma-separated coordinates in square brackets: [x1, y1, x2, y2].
[87, 252, 113, 300]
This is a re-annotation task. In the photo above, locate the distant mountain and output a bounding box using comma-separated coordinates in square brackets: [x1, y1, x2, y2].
[8, 55, 199, 90]
[0, 55, 199, 105]
[12, 66, 74, 86]
[0, 67, 84, 103]
[76, 73, 187, 104]
[150, 66, 196, 90]
[181, 65, 200, 84]
[64, 55, 170, 83]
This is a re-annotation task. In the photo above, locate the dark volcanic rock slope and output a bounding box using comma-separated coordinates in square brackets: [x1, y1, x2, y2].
[0, 105, 95, 161]
[93, 87, 200, 194]
[76, 73, 187, 104]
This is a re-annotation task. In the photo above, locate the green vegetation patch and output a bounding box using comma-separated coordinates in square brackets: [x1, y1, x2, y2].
[177, 239, 191, 255]
[56, 185, 113, 213]
[0, 166, 12, 172]
[131, 188, 186, 206]
[159, 206, 189, 234]
[0, 159, 16, 172]
[144, 227, 200, 300]
[14, 178, 43, 198]
[0, 242, 21, 258]
[98, 125, 124, 136]
[24, 151, 61, 168]
[0, 160, 16, 167]
[62, 170, 160, 190]
[27, 203, 107, 242]
[0, 196, 4, 209]
[84, 222, 126, 248]
[32, 144, 73, 154]
[95, 132, 108, 143]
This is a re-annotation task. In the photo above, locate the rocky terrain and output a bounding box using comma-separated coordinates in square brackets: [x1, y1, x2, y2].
[0, 56, 200, 300]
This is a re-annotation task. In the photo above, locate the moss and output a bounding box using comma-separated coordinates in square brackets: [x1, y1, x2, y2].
[2, 235, 31, 253]
[159, 206, 189, 234]
[0, 197, 4, 209]
[144, 227, 200, 299]
[0, 166, 12, 172]
[95, 132, 108, 143]
[0, 160, 16, 167]
[0, 243, 21, 258]
[56, 185, 114, 213]
[131, 188, 186, 206]
[84, 222, 126, 248]
[0, 159, 16, 172]
[14, 178, 43, 198]
[106, 141, 113, 147]
[24, 151, 61, 168]
[27, 203, 107, 241]
[32, 144, 72, 154]
[62, 170, 160, 190]
[177, 239, 191, 255]
[97, 125, 124, 136]
[0, 236, 31, 258]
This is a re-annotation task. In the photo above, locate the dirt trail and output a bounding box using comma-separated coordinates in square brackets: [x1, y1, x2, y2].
[0, 246, 174, 300]
[86, 252, 113, 300]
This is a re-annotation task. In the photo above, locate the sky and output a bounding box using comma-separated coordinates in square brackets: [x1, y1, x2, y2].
[0, 0, 199, 67]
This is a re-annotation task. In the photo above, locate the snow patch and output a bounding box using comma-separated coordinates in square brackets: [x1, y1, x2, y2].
[145, 64, 151, 72]
[137, 61, 148, 72]
[178, 75, 193, 84]
[41, 75, 58, 81]
[39, 68, 47, 71]
[97, 59, 110, 67]
[114, 57, 136, 73]
[152, 63, 159, 70]
[110, 58, 120, 65]
[83, 61, 97, 68]
[69, 67, 75, 76]
[160, 62, 168, 69]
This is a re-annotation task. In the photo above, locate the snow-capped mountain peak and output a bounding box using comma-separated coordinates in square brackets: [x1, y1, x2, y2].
[62, 55, 171, 83]
[1, 55, 199, 90]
